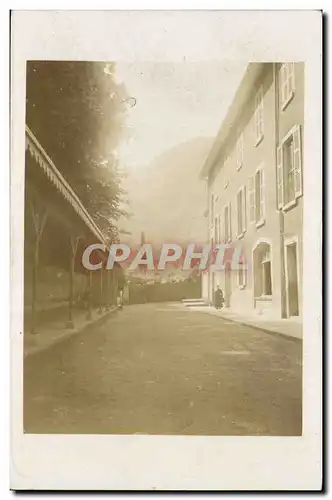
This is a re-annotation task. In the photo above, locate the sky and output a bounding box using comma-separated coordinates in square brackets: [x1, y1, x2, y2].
[114, 61, 247, 170]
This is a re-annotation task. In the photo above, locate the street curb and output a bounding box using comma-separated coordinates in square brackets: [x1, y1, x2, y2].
[24, 307, 118, 359]
[185, 307, 302, 343]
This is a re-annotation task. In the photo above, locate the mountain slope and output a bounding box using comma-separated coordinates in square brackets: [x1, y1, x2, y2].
[121, 137, 213, 245]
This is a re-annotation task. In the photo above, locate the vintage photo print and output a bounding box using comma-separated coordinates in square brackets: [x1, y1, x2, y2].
[11, 10, 322, 490]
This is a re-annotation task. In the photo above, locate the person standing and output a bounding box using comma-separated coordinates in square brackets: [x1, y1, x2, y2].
[214, 285, 224, 310]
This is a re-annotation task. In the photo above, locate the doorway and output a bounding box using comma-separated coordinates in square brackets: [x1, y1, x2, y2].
[285, 242, 299, 317]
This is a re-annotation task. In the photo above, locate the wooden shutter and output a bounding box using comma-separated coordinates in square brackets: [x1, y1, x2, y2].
[210, 193, 215, 227]
[237, 134, 243, 169]
[248, 176, 255, 223]
[293, 125, 303, 198]
[223, 205, 227, 243]
[259, 90, 264, 138]
[228, 202, 232, 242]
[242, 186, 247, 232]
[290, 63, 295, 93]
[259, 168, 265, 220]
[277, 145, 284, 209]
[279, 65, 285, 107]
[237, 191, 241, 236]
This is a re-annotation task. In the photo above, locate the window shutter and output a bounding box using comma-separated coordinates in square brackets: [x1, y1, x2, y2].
[259, 92, 264, 137]
[248, 176, 255, 223]
[236, 191, 240, 236]
[259, 168, 265, 220]
[293, 125, 303, 198]
[279, 65, 285, 107]
[210, 193, 214, 226]
[242, 186, 247, 232]
[237, 134, 243, 169]
[277, 145, 284, 209]
[228, 202, 232, 242]
[290, 62, 295, 92]
[223, 206, 227, 244]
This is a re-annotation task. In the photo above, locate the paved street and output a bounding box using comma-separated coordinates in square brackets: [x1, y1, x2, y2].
[24, 303, 302, 436]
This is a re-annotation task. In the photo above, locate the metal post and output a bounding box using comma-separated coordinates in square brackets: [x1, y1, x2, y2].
[86, 270, 92, 320]
[106, 270, 111, 310]
[30, 205, 48, 335]
[67, 236, 80, 329]
[31, 234, 39, 335]
[98, 266, 103, 314]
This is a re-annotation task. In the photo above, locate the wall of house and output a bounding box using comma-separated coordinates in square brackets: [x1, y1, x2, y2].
[277, 62, 304, 317]
[207, 64, 283, 316]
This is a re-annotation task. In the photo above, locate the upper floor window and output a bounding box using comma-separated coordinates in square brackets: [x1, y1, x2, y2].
[237, 186, 246, 238]
[280, 63, 295, 110]
[277, 125, 302, 210]
[214, 215, 221, 244]
[238, 257, 247, 289]
[223, 202, 232, 243]
[248, 165, 265, 227]
[236, 133, 244, 170]
[254, 86, 264, 146]
[210, 193, 215, 227]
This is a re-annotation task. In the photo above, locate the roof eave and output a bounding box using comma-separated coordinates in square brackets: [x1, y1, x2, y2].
[199, 62, 266, 180]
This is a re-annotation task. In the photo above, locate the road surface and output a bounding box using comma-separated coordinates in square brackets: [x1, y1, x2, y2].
[24, 303, 302, 435]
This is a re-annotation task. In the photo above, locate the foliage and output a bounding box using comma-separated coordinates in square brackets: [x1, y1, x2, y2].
[26, 61, 129, 241]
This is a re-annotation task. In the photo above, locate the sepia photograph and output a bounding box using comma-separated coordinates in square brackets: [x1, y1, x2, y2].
[10, 10, 322, 491]
[23, 60, 304, 436]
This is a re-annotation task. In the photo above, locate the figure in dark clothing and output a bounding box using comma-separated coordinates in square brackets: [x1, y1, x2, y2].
[214, 286, 224, 310]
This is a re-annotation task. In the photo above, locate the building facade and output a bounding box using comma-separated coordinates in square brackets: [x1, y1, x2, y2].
[200, 62, 304, 319]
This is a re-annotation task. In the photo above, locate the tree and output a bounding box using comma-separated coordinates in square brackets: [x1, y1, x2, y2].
[26, 61, 129, 241]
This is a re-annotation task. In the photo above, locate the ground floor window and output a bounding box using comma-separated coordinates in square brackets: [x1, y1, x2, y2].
[253, 241, 272, 298]
[262, 259, 272, 296]
[237, 256, 247, 289]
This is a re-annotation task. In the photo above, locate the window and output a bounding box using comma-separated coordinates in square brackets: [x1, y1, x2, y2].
[249, 166, 265, 227]
[283, 136, 296, 205]
[214, 215, 221, 244]
[262, 258, 272, 296]
[223, 202, 232, 243]
[238, 256, 247, 289]
[210, 193, 214, 227]
[277, 125, 302, 210]
[254, 86, 264, 145]
[253, 242, 272, 298]
[236, 133, 244, 170]
[237, 186, 246, 237]
[248, 176, 255, 223]
[280, 63, 295, 110]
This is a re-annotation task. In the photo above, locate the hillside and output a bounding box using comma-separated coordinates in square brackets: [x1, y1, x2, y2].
[120, 137, 213, 245]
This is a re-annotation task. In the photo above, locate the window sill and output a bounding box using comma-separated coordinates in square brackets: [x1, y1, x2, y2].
[237, 231, 246, 240]
[282, 199, 297, 212]
[255, 218, 265, 229]
[281, 91, 295, 111]
[255, 295, 272, 302]
[254, 134, 264, 148]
